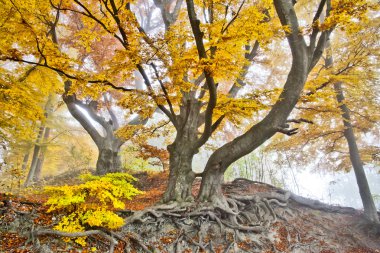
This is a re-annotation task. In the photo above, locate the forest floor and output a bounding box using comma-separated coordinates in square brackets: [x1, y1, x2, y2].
[0, 171, 379, 253]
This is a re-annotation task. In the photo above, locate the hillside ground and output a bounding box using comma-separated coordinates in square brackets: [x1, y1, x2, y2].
[1, 171, 379, 253]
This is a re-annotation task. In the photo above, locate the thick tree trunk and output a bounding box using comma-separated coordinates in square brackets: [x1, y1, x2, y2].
[197, 164, 224, 202]
[63, 81, 131, 176]
[161, 143, 196, 203]
[334, 82, 379, 224]
[96, 146, 122, 175]
[161, 98, 200, 203]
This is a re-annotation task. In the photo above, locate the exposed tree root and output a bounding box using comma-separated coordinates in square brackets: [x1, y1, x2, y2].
[121, 190, 292, 252]
[32, 229, 118, 253]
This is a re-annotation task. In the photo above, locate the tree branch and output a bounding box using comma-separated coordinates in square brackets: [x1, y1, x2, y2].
[228, 41, 259, 97]
[2, 56, 136, 92]
[63, 81, 103, 146]
[200, 0, 310, 175]
[286, 118, 314, 124]
[308, 0, 326, 52]
[186, 0, 217, 149]
[308, 0, 332, 72]
[151, 63, 177, 124]
[103, 94, 120, 130]
[221, 0, 246, 34]
[136, 65, 178, 128]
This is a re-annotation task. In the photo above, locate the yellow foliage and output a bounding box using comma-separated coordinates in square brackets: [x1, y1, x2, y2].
[44, 173, 142, 246]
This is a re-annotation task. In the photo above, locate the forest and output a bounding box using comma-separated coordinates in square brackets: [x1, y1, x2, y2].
[0, 0, 379, 252]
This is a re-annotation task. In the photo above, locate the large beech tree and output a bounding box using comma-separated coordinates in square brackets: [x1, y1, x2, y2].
[1, 0, 372, 208]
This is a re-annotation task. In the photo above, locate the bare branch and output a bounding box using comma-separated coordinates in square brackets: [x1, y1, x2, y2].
[186, 0, 217, 149]
[221, 0, 246, 34]
[286, 118, 314, 124]
[151, 63, 177, 124]
[137, 65, 178, 128]
[276, 126, 299, 136]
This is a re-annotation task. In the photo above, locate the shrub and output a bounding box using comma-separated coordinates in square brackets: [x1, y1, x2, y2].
[44, 173, 142, 245]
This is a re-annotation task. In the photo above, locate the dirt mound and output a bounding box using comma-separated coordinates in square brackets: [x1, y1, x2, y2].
[1, 173, 379, 253]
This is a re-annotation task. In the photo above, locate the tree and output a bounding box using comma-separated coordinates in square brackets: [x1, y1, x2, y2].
[62, 81, 148, 175]
[0, 65, 60, 148]
[331, 55, 379, 224]
[24, 95, 54, 186]
[269, 14, 380, 223]
[0, 0, 371, 210]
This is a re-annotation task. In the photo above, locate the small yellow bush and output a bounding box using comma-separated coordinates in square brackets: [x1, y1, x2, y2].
[44, 173, 142, 246]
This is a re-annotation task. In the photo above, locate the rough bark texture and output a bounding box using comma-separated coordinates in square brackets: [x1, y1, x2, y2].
[161, 98, 200, 202]
[161, 144, 195, 202]
[96, 145, 123, 175]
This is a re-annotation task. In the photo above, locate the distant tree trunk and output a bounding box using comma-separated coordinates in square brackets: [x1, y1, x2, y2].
[24, 95, 53, 186]
[96, 138, 123, 175]
[33, 127, 50, 182]
[63, 81, 151, 175]
[326, 43, 379, 224]
[21, 152, 30, 171]
[24, 125, 45, 187]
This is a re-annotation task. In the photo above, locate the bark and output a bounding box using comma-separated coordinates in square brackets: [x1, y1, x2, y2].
[161, 143, 196, 202]
[161, 98, 200, 203]
[95, 142, 123, 175]
[198, 0, 329, 202]
[326, 47, 379, 223]
[334, 82, 379, 223]
[21, 152, 30, 171]
[24, 95, 54, 186]
[24, 125, 45, 187]
[33, 127, 50, 182]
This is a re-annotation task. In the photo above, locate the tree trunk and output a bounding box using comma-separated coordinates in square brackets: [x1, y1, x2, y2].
[63, 81, 131, 176]
[34, 127, 50, 182]
[161, 98, 200, 203]
[24, 125, 45, 187]
[334, 82, 379, 224]
[96, 146, 122, 175]
[197, 163, 224, 202]
[21, 152, 30, 171]
[324, 38, 379, 224]
[161, 143, 196, 203]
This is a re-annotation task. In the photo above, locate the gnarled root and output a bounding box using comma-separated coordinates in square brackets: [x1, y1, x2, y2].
[125, 191, 290, 231]
[33, 229, 118, 253]
[120, 190, 292, 252]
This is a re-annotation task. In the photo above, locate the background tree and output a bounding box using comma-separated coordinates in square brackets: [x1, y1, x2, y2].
[269, 14, 380, 223]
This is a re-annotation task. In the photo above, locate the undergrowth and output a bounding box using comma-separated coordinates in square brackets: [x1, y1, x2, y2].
[44, 173, 142, 245]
